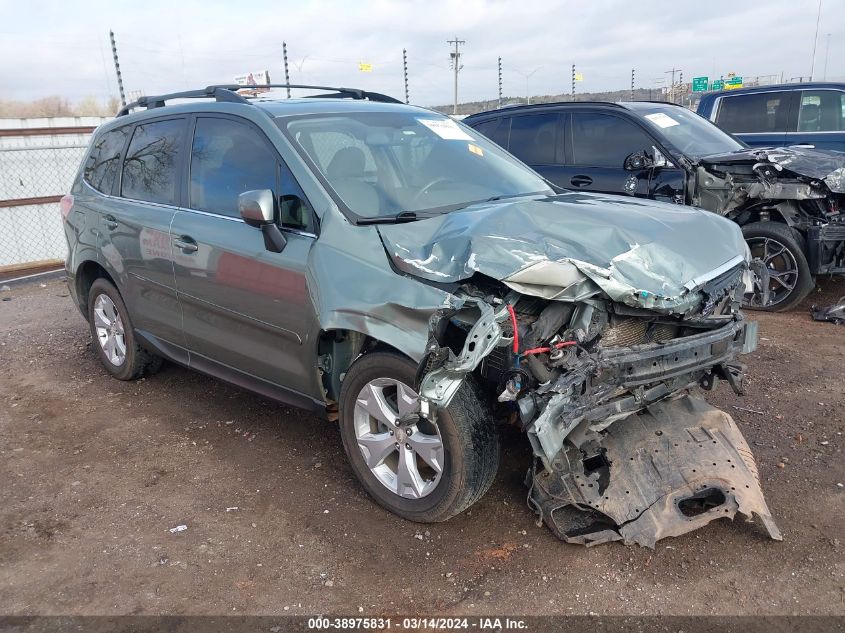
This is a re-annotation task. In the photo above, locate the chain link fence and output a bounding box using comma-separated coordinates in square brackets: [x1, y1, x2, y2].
[0, 118, 107, 273]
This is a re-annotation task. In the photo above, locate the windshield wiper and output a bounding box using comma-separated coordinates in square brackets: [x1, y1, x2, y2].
[356, 211, 418, 225]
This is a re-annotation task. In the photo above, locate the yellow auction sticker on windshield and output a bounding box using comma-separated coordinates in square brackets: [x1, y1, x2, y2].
[468, 143, 484, 156]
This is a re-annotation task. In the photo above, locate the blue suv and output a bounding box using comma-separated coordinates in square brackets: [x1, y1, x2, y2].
[697, 82, 845, 153]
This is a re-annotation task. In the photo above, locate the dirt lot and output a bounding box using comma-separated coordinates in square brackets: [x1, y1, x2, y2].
[0, 275, 843, 616]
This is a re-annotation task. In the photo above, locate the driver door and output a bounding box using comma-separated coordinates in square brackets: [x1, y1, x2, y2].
[563, 112, 684, 202]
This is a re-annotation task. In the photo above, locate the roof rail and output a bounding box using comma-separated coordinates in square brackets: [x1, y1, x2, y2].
[117, 84, 403, 117]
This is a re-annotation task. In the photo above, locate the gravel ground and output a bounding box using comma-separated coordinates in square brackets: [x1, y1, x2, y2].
[0, 275, 843, 616]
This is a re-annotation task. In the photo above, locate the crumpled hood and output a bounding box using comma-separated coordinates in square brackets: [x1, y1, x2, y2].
[700, 146, 845, 193]
[378, 192, 748, 313]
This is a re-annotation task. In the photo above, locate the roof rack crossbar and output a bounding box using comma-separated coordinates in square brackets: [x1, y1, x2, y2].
[117, 83, 402, 116]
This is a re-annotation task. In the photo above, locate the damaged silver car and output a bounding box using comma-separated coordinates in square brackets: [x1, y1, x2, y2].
[63, 85, 781, 547]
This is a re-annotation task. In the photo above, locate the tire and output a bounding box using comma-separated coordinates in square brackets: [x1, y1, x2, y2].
[338, 351, 499, 523]
[741, 221, 814, 312]
[87, 278, 163, 380]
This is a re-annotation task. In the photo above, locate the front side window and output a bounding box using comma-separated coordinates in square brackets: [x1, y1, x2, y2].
[189, 118, 278, 218]
[798, 90, 845, 132]
[571, 113, 654, 167]
[508, 114, 559, 165]
[715, 92, 792, 134]
[121, 119, 185, 205]
[84, 127, 129, 194]
[280, 112, 551, 220]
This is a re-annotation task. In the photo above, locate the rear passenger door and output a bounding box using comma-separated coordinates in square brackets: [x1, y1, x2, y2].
[170, 115, 318, 397]
[104, 117, 186, 357]
[713, 91, 797, 148]
[501, 113, 568, 188]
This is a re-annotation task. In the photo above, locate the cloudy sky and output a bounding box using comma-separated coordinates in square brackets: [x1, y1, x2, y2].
[1, 0, 842, 107]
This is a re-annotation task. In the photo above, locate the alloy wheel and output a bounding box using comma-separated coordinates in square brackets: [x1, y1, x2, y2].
[93, 294, 127, 366]
[352, 377, 444, 499]
[745, 236, 799, 308]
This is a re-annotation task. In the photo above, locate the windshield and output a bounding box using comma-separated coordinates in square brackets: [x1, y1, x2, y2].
[278, 111, 552, 220]
[635, 105, 746, 159]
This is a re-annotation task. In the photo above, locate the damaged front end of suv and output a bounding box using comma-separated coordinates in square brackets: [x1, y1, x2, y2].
[380, 195, 782, 547]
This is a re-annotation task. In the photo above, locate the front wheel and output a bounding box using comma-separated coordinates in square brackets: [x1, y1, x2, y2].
[338, 351, 499, 523]
[742, 222, 814, 312]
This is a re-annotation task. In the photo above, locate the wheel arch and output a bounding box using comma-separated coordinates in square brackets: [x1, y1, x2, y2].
[317, 328, 416, 402]
[727, 200, 803, 228]
[73, 260, 118, 320]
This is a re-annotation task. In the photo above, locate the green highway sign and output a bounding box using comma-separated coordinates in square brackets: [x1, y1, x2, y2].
[724, 76, 744, 90]
[712, 79, 725, 90]
[692, 76, 709, 92]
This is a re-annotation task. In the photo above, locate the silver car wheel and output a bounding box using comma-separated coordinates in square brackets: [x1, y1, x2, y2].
[93, 294, 127, 367]
[353, 377, 444, 499]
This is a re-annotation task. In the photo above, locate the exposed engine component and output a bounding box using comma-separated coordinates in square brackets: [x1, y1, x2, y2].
[415, 257, 780, 548]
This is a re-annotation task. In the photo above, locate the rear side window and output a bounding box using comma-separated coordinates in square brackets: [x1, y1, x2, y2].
[715, 92, 792, 133]
[508, 114, 559, 164]
[571, 113, 653, 168]
[83, 128, 129, 194]
[189, 117, 278, 218]
[798, 90, 845, 132]
[121, 119, 185, 205]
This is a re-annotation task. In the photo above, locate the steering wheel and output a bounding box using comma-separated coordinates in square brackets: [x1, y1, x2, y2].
[412, 177, 455, 205]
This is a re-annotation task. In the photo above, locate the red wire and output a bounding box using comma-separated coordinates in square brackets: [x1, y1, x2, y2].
[506, 304, 519, 354]
[521, 341, 577, 356]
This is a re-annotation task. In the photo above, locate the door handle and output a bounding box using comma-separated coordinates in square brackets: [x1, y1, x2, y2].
[173, 236, 199, 253]
[104, 214, 118, 230]
[570, 175, 593, 188]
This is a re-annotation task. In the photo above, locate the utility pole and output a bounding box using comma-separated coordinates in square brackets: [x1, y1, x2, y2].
[678, 71, 684, 105]
[810, 0, 822, 79]
[665, 68, 680, 103]
[571, 64, 575, 100]
[403, 48, 410, 104]
[447, 37, 465, 115]
[109, 30, 126, 107]
[497, 57, 502, 109]
[631, 68, 635, 100]
[282, 41, 291, 98]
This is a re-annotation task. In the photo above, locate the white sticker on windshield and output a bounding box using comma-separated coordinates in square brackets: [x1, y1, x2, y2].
[418, 117, 473, 140]
[644, 112, 680, 128]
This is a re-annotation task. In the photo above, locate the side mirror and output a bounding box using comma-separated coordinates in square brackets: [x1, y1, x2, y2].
[624, 151, 653, 171]
[238, 189, 287, 253]
[239, 189, 275, 226]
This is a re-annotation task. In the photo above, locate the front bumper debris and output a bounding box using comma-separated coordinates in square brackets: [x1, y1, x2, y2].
[528, 394, 782, 548]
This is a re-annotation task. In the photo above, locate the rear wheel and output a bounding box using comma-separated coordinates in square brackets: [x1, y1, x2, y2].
[338, 351, 499, 523]
[87, 278, 163, 380]
[742, 222, 813, 312]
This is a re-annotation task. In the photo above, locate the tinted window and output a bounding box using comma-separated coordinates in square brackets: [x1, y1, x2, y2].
[121, 119, 185, 205]
[189, 118, 278, 218]
[715, 92, 792, 133]
[84, 127, 129, 194]
[472, 118, 501, 141]
[798, 90, 845, 132]
[571, 113, 653, 168]
[508, 114, 559, 164]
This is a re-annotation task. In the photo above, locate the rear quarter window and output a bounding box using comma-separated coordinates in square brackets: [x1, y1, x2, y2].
[121, 118, 186, 206]
[83, 127, 129, 194]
